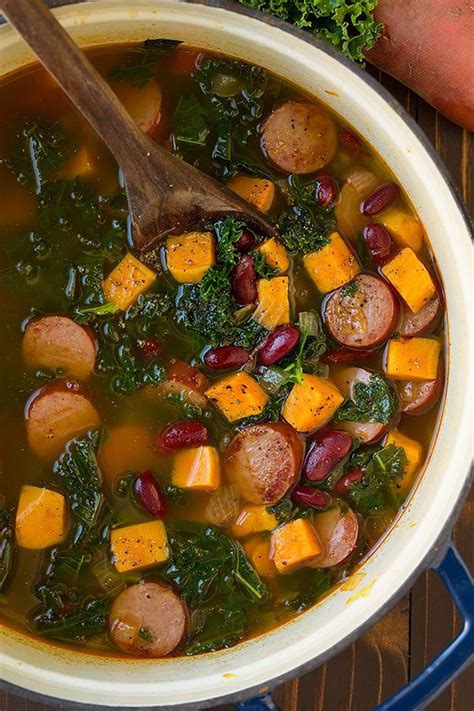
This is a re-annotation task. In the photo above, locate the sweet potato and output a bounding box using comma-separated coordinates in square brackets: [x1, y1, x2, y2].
[227, 175, 276, 213]
[231, 505, 278, 538]
[110, 520, 169, 573]
[380, 209, 423, 252]
[171, 445, 220, 491]
[16, 485, 68, 550]
[271, 518, 322, 573]
[258, 238, 290, 274]
[303, 232, 360, 294]
[165, 232, 216, 283]
[385, 429, 423, 494]
[382, 248, 436, 313]
[206, 372, 268, 422]
[104, 253, 156, 310]
[365, 0, 474, 131]
[253, 276, 290, 331]
[244, 537, 277, 578]
[282, 374, 344, 433]
[385, 337, 441, 381]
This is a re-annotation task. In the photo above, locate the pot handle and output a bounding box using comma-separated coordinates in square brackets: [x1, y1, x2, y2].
[235, 543, 472, 711]
[375, 542, 474, 711]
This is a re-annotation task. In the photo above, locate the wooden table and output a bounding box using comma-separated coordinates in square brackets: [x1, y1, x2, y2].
[1, 47, 473, 711]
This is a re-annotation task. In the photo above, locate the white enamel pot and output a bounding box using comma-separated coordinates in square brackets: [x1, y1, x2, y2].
[0, 2, 472, 709]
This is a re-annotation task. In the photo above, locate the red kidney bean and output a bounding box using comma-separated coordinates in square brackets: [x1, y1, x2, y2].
[231, 255, 257, 305]
[140, 339, 162, 359]
[292, 485, 331, 510]
[235, 228, 256, 252]
[323, 348, 375, 365]
[304, 430, 353, 482]
[155, 420, 208, 455]
[332, 467, 364, 496]
[134, 471, 167, 517]
[204, 345, 251, 370]
[339, 128, 364, 155]
[361, 183, 400, 216]
[258, 325, 301, 366]
[362, 223, 392, 264]
[315, 175, 338, 208]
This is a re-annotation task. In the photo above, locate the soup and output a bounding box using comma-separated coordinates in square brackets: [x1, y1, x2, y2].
[0, 42, 445, 658]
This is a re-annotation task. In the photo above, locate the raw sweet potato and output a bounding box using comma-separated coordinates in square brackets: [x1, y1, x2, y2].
[365, 0, 474, 131]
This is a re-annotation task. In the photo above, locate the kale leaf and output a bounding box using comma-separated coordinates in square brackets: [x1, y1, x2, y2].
[334, 373, 399, 425]
[286, 569, 332, 612]
[1, 120, 72, 192]
[251, 250, 279, 279]
[53, 431, 104, 547]
[234, 0, 383, 64]
[278, 206, 332, 257]
[348, 443, 407, 513]
[172, 95, 210, 149]
[108, 39, 181, 87]
[267, 500, 313, 523]
[34, 583, 108, 642]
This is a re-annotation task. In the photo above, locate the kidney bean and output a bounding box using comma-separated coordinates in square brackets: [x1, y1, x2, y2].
[332, 467, 364, 496]
[231, 255, 257, 305]
[292, 485, 331, 510]
[361, 183, 400, 216]
[204, 345, 251, 370]
[155, 420, 208, 455]
[315, 175, 338, 208]
[362, 223, 392, 264]
[323, 348, 375, 365]
[339, 128, 364, 155]
[140, 339, 162, 359]
[134, 471, 167, 517]
[235, 228, 256, 252]
[258, 325, 301, 366]
[304, 430, 353, 482]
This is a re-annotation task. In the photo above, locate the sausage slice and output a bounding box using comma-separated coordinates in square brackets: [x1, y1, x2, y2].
[310, 504, 359, 568]
[26, 384, 100, 460]
[324, 274, 399, 350]
[397, 364, 443, 415]
[399, 293, 442, 337]
[23, 316, 97, 380]
[261, 101, 337, 174]
[224, 422, 304, 504]
[109, 582, 188, 657]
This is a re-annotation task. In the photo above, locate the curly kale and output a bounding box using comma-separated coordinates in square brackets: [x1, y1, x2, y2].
[334, 373, 399, 425]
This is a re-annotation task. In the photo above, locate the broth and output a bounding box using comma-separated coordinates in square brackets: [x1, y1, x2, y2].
[0, 42, 445, 658]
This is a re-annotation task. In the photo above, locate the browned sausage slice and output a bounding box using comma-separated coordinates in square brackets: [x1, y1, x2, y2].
[23, 316, 97, 380]
[310, 504, 359, 568]
[26, 384, 100, 460]
[331, 367, 393, 444]
[324, 274, 399, 350]
[398, 293, 442, 337]
[261, 101, 338, 174]
[397, 364, 443, 415]
[224, 422, 304, 504]
[109, 582, 188, 657]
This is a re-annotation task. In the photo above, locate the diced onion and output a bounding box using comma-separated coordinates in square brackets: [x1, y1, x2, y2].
[346, 170, 378, 198]
[205, 485, 240, 527]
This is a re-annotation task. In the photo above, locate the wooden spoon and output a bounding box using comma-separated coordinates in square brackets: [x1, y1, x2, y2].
[1, 0, 278, 251]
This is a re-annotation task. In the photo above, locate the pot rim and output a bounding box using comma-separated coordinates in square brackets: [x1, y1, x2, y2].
[0, 1, 472, 708]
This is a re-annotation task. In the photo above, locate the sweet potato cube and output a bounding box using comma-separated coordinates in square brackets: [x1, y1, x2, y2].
[381, 208, 423, 252]
[386, 429, 424, 494]
[110, 520, 169, 573]
[166, 232, 216, 283]
[303, 231, 360, 294]
[104, 253, 156, 310]
[385, 337, 440, 381]
[253, 276, 290, 331]
[282, 374, 344, 433]
[258, 238, 290, 274]
[244, 537, 277, 578]
[227, 175, 276, 213]
[231, 505, 278, 538]
[171, 445, 220, 491]
[206, 372, 268, 422]
[271, 518, 322, 573]
[382, 248, 435, 313]
[16, 485, 67, 550]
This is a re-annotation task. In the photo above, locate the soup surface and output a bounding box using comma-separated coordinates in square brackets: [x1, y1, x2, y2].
[0, 42, 445, 658]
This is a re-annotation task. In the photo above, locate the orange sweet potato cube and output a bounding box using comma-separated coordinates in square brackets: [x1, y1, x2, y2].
[16, 485, 68, 550]
[385, 337, 440, 381]
[282, 374, 344, 433]
[171, 445, 220, 491]
[166, 232, 215, 283]
[104, 253, 156, 310]
[303, 231, 360, 294]
[271, 518, 322, 573]
[110, 520, 169, 573]
[206, 372, 268, 422]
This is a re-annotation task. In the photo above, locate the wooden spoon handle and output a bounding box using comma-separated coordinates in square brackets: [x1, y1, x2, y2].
[1, 0, 148, 167]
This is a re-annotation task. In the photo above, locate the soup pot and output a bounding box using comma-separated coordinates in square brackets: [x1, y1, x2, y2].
[0, 1, 472, 709]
